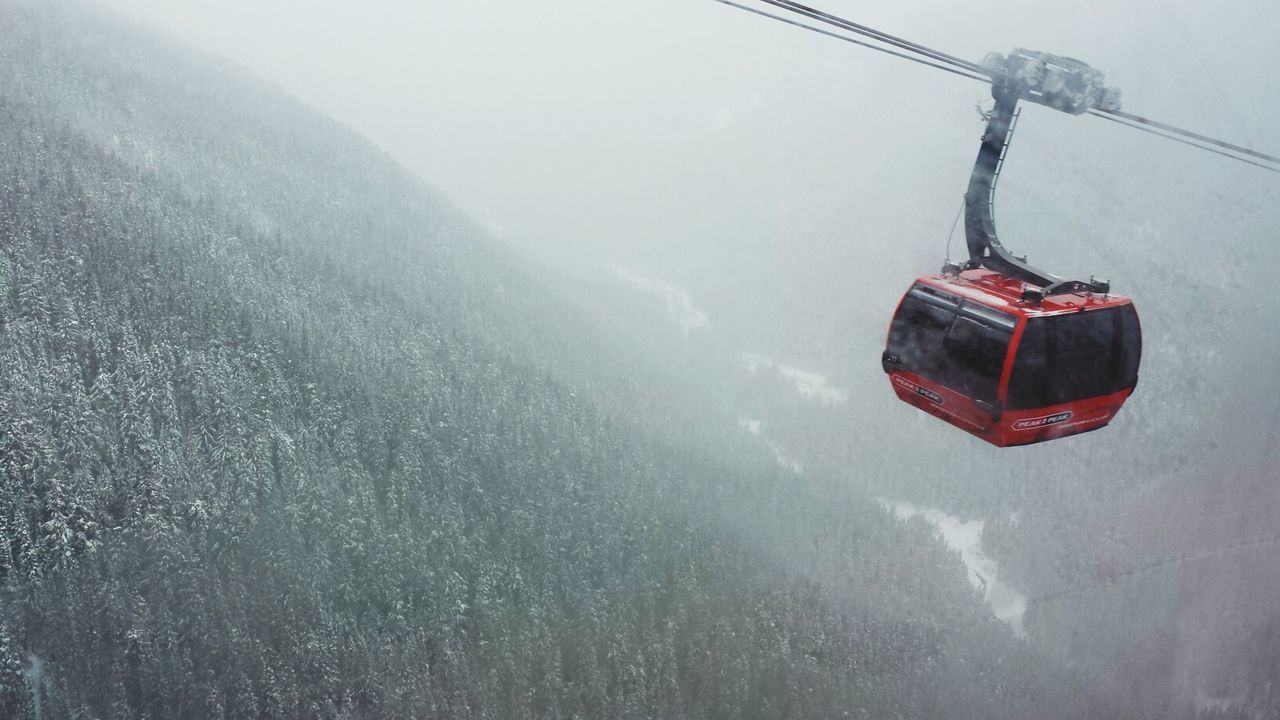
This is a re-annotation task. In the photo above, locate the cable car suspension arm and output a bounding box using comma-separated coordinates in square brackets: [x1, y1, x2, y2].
[963, 77, 1108, 296]
[712, 0, 1280, 174]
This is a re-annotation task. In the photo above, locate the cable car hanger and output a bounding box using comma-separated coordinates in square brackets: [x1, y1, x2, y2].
[714, 0, 1275, 446]
[713, 0, 1279, 296]
[721, 1, 1280, 281]
[713, 0, 1278, 171]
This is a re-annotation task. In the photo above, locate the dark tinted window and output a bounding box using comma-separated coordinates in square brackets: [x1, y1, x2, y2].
[1007, 305, 1141, 409]
[1006, 319, 1050, 408]
[944, 311, 1011, 404]
[887, 286, 1013, 405]
[887, 286, 959, 381]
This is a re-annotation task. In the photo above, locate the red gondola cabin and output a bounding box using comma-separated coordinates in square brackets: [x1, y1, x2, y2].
[882, 269, 1141, 447]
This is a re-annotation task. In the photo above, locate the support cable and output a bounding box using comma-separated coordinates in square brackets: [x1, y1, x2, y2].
[1088, 109, 1280, 173]
[711, 0, 1279, 174]
[757, 0, 986, 76]
[710, 0, 988, 83]
[944, 198, 964, 265]
[1030, 531, 1280, 610]
[1100, 108, 1280, 165]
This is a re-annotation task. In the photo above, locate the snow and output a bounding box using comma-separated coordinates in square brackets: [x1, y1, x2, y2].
[1194, 690, 1247, 716]
[877, 499, 1028, 638]
[740, 352, 848, 405]
[741, 351, 772, 375]
[23, 654, 43, 720]
[776, 364, 849, 405]
[737, 416, 802, 473]
[767, 440, 804, 474]
[613, 268, 710, 335]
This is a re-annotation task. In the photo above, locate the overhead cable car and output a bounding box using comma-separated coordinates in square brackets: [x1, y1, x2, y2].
[883, 50, 1142, 446]
[715, 0, 1280, 446]
[884, 271, 1141, 447]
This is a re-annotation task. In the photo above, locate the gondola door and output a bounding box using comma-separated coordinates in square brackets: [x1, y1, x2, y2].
[883, 283, 1016, 441]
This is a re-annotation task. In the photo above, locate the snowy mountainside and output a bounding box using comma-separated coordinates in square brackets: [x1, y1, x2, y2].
[0, 1, 1128, 717]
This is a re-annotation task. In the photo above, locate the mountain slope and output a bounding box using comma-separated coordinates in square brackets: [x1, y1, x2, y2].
[1, 0, 752, 455]
[0, 1, 1119, 717]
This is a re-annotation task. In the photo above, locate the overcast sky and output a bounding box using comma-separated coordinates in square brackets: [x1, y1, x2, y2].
[93, 0, 1277, 236]
[94, 0, 1279, 369]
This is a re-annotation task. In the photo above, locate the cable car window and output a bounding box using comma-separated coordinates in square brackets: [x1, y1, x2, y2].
[943, 306, 1013, 404]
[1006, 319, 1050, 408]
[1118, 306, 1142, 384]
[1007, 305, 1141, 409]
[959, 301, 1017, 332]
[887, 287, 958, 380]
[888, 288, 1013, 405]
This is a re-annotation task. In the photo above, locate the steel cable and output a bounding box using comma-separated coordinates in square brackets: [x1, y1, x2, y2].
[713, 0, 1279, 174]
[1100, 108, 1280, 165]
[757, 0, 986, 76]
[1088, 109, 1280, 173]
[710, 0, 989, 83]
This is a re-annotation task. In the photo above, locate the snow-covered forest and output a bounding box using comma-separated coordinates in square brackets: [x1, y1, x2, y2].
[2, 0, 1278, 717]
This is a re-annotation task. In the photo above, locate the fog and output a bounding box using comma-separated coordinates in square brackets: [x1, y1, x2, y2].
[5, 0, 1278, 715]
[97, 0, 1279, 467]
[98, 0, 1278, 367]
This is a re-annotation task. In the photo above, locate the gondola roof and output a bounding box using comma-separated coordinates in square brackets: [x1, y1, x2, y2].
[916, 270, 1133, 319]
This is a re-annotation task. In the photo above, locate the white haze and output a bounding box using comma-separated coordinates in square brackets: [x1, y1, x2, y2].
[96, 0, 1278, 370]
[88, 0, 1280, 712]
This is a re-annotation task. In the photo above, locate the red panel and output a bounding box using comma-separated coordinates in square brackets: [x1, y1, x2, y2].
[993, 388, 1134, 446]
[884, 271, 1139, 447]
[887, 370, 1134, 447]
[914, 270, 1135, 319]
